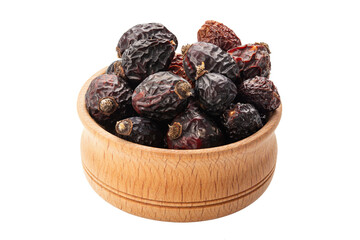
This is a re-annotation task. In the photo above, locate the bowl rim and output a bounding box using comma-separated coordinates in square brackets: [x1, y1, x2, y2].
[77, 67, 282, 155]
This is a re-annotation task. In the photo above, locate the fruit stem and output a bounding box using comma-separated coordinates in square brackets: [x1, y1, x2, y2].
[115, 119, 133, 136]
[113, 59, 125, 79]
[168, 122, 182, 140]
[175, 81, 192, 99]
[195, 62, 208, 80]
[181, 44, 191, 56]
[116, 46, 122, 58]
[99, 97, 118, 115]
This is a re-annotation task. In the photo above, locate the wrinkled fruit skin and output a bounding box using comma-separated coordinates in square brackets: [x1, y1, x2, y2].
[116, 23, 178, 57]
[197, 20, 241, 51]
[222, 103, 263, 142]
[121, 39, 175, 88]
[167, 105, 224, 149]
[132, 71, 192, 121]
[115, 117, 164, 147]
[85, 74, 133, 126]
[183, 42, 240, 82]
[196, 73, 237, 116]
[168, 53, 194, 87]
[238, 76, 280, 111]
[228, 43, 271, 80]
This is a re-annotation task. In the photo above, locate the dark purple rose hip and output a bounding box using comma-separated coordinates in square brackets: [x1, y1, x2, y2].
[238, 76, 280, 112]
[116, 23, 178, 57]
[221, 103, 263, 142]
[115, 116, 164, 147]
[182, 42, 240, 82]
[195, 64, 237, 116]
[167, 104, 224, 149]
[120, 39, 175, 88]
[132, 71, 192, 121]
[85, 74, 133, 126]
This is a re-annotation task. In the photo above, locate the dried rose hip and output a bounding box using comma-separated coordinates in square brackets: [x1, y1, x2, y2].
[182, 42, 240, 82]
[221, 103, 263, 142]
[115, 117, 164, 147]
[116, 23, 178, 58]
[228, 42, 271, 80]
[168, 53, 194, 87]
[167, 105, 224, 149]
[85, 74, 133, 126]
[197, 20, 241, 51]
[120, 39, 175, 88]
[195, 62, 237, 116]
[238, 76, 280, 112]
[132, 71, 193, 121]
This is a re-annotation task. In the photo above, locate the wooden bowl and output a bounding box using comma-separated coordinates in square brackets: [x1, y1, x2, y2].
[77, 67, 282, 222]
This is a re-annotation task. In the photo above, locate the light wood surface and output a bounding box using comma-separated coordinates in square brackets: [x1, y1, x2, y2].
[77, 68, 282, 222]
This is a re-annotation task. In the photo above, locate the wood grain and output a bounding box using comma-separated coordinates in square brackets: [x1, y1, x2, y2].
[77, 67, 282, 222]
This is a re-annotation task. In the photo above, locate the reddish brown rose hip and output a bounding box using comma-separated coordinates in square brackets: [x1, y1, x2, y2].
[238, 76, 280, 111]
[115, 117, 164, 147]
[132, 71, 193, 121]
[120, 39, 175, 88]
[221, 103, 263, 142]
[197, 20, 241, 51]
[182, 42, 240, 82]
[228, 42, 271, 80]
[85, 74, 133, 126]
[116, 23, 178, 57]
[168, 53, 194, 87]
[167, 104, 224, 149]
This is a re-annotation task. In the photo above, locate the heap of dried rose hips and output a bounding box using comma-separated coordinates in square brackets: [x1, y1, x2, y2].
[85, 21, 281, 149]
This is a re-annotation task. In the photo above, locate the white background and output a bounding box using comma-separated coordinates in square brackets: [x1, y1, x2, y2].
[1, 0, 359, 239]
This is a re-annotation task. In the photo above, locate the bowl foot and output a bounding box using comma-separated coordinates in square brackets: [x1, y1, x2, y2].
[83, 162, 275, 222]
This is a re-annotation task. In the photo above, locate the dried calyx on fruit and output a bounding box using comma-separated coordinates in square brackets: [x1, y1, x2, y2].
[168, 53, 194, 87]
[116, 23, 178, 58]
[132, 71, 193, 121]
[121, 39, 175, 88]
[228, 42, 271, 80]
[167, 104, 224, 149]
[221, 103, 263, 142]
[99, 97, 118, 114]
[115, 117, 164, 147]
[238, 76, 280, 112]
[194, 62, 237, 116]
[85, 74, 133, 126]
[197, 20, 241, 51]
[182, 42, 240, 83]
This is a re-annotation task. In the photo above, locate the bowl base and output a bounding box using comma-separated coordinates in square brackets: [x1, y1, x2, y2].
[82, 160, 275, 222]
